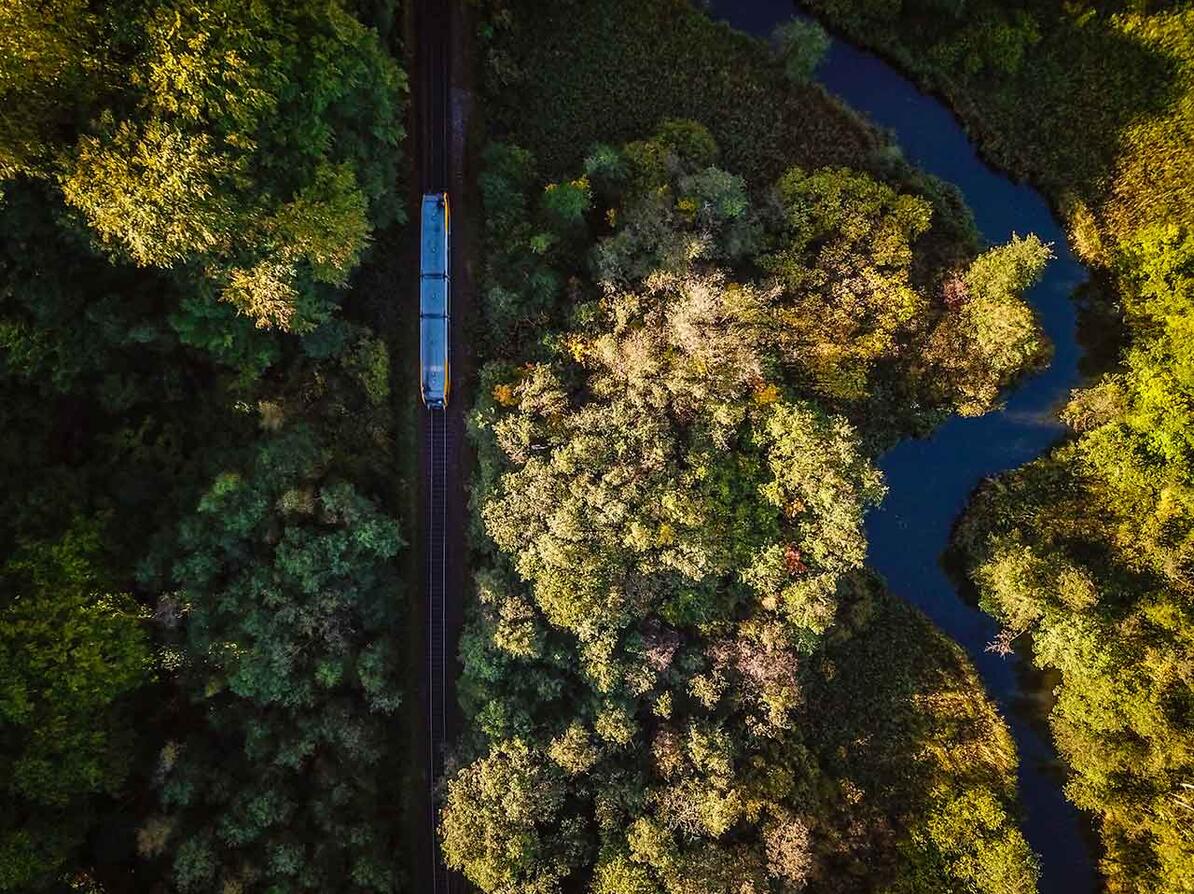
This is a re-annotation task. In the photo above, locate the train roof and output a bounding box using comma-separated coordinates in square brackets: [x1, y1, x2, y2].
[420, 193, 449, 277]
[420, 315, 448, 404]
[420, 275, 447, 318]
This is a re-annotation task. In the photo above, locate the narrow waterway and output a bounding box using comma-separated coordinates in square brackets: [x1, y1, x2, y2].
[707, 1, 1097, 889]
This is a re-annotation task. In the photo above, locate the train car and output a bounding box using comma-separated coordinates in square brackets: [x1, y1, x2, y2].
[420, 192, 450, 408]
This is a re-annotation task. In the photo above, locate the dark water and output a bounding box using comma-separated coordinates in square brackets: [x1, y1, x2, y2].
[707, 1, 1097, 889]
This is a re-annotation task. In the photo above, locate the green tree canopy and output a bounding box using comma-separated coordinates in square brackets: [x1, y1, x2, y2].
[773, 19, 831, 84]
[5, 0, 405, 331]
[150, 430, 406, 891]
[0, 522, 151, 891]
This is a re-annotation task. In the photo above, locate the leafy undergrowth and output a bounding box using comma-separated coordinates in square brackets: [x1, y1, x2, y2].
[479, 0, 872, 180]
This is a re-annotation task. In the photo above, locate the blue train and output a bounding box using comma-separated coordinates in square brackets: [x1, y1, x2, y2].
[420, 192, 450, 408]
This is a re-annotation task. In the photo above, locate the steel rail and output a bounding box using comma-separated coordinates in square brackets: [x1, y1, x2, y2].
[427, 407, 449, 893]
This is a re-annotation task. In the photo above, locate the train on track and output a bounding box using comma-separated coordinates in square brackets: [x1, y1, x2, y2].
[420, 192, 451, 408]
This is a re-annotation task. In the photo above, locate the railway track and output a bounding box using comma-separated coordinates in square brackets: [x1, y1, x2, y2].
[416, 0, 457, 888]
[420, 0, 450, 192]
[425, 406, 451, 893]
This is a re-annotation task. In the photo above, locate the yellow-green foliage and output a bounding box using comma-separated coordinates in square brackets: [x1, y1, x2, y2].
[0, 522, 151, 891]
[0, 0, 97, 180]
[810, 577, 1036, 894]
[5, 0, 405, 331]
[938, 236, 1053, 415]
[959, 447, 1194, 893]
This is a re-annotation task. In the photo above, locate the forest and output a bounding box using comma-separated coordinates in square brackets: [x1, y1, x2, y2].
[0, 0, 412, 890]
[1, 0, 1189, 891]
[802, 0, 1194, 889]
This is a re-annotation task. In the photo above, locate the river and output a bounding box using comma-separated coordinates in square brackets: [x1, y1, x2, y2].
[707, 1, 1098, 889]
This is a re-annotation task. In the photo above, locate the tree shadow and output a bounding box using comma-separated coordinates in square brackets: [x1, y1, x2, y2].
[804, 572, 1028, 888]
